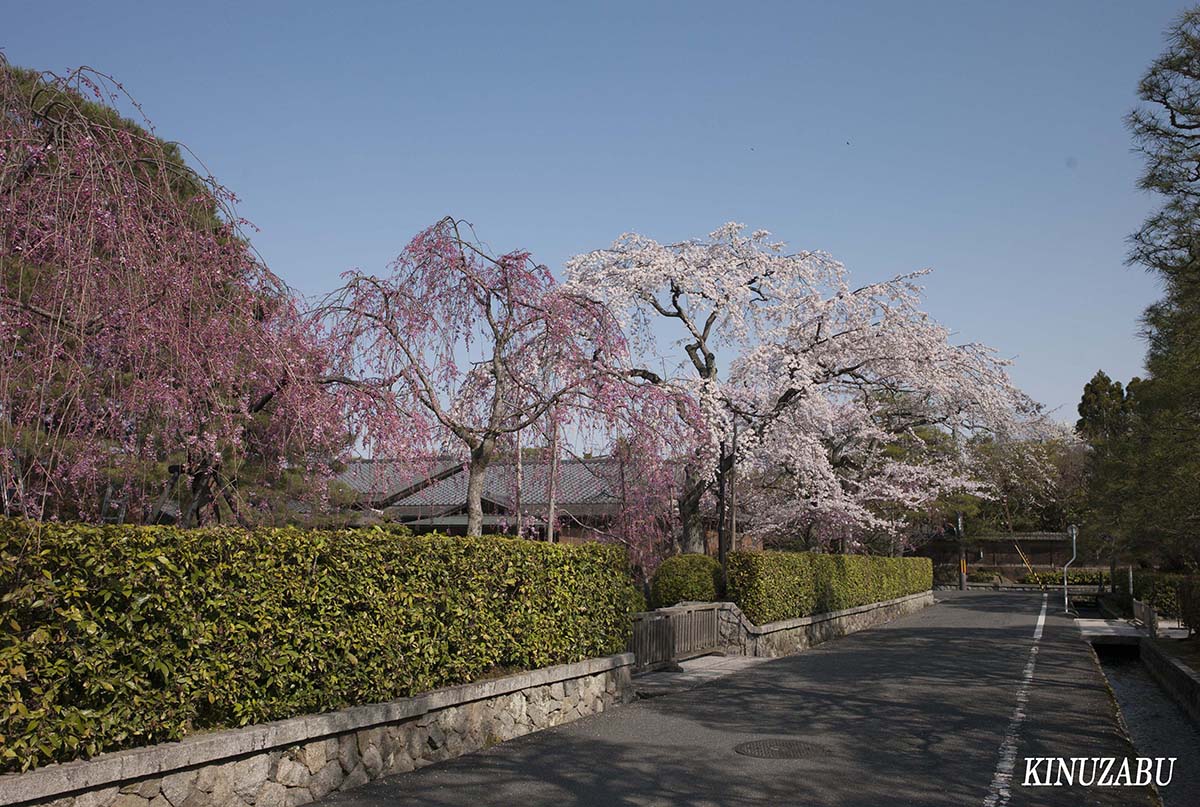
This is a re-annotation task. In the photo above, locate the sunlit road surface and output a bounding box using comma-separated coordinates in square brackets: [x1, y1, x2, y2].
[320, 592, 1167, 807]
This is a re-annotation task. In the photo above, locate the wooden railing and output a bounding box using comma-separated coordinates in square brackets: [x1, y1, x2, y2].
[629, 602, 721, 671]
[1133, 598, 1159, 637]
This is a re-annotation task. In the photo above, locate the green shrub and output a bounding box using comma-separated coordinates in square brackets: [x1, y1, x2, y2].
[1114, 570, 1187, 617]
[0, 519, 639, 772]
[650, 554, 723, 608]
[1099, 593, 1133, 619]
[1021, 568, 1109, 586]
[1179, 577, 1200, 636]
[933, 564, 959, 586]
[726, 551, 932, 625]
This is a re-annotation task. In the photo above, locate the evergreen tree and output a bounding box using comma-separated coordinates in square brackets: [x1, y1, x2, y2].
[1120, 9, 1200, 569]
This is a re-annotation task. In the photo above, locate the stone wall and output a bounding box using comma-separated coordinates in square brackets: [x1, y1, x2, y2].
[712, 591, 934, 658]
[0, 655, 635, 807]
[1140, 637, 1200, 726]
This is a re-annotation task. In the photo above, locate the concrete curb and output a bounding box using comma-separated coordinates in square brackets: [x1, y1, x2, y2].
[933, 583, 1101, 593]
[710, 590, 935, 658]
[750, 591, 932, 635]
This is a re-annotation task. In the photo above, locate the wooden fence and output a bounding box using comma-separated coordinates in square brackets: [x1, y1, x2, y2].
[629, 602, 721, 671]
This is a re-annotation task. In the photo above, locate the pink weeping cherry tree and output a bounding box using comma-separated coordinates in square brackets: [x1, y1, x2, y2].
[557, 377, 696, 575]
[0, 61, 348, 524]
[567, 223, 1037, 555]
[324, 217, 654, 538]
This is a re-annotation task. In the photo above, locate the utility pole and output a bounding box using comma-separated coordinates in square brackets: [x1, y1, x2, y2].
[958, 511, 967, 591]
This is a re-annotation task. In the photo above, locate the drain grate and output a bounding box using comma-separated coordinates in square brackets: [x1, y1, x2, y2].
[733, 739, 826, 759]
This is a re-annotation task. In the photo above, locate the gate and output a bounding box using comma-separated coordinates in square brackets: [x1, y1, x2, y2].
[630, 602, 721, 671]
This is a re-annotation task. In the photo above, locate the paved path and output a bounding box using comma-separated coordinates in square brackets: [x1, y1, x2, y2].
[1076, 616, 1146, 643]
[320, 592, 1167, 807]
[633, 655, 769, 698]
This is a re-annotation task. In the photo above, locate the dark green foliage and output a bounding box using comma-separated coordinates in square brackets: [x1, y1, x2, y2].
[1114, 569, 1187, 617]
[933, 565, 959, 587]
[1099, 593, 1133, 619]
[1178, 577, 1200, 636]
[649, 554, 722, 608]
[1021, 569, 1110, 586]
[1090, 10, 1200, 572]
[626, 583, 648, 615]
[0, 519, 639, 772]
[725, 551, 932, 625]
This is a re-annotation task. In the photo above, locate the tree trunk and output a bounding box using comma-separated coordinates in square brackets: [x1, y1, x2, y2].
[183, 462, 220, 528]
[515, 428, 523, 537]
[678, 466, 708, 554]
[729, 425, 738, 552]
[715, 443, 732, 579]
[466, 436, 495, 537]
[547, 419, 559, 542]
[150, 470, 180, 524]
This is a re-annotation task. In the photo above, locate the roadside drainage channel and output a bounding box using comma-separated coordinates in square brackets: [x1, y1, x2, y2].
[1092, 640, 1200, 805]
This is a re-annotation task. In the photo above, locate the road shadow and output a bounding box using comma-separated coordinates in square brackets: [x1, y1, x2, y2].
[317, 593, 1151, 807]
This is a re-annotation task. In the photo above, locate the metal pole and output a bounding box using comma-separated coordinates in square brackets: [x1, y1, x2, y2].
[1063, 524, 1077, 613]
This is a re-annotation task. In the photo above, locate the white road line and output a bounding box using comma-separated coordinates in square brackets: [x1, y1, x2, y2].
[983, 594, 1048, 807]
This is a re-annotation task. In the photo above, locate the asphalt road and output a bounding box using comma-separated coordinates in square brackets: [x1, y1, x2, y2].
[319, 592, 1168, 807]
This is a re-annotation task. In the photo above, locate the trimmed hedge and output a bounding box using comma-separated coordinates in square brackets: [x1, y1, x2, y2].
[1022, 568, 1110, 586]
[0, 519, 640, 772]
[649, 554, 723, 608]
[1116, 570, 1187, 617]
[726, 551, 932, 625]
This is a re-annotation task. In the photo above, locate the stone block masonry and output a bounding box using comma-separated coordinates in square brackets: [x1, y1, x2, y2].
[1139, 637, 1200, 726]
[712, 590, 935, 658]
[0, 655, 635, 807]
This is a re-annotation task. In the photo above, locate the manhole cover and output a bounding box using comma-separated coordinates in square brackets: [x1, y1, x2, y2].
[733, 739, 826, 759]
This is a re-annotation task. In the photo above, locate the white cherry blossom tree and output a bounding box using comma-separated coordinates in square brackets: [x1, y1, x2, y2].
[567, 223, 1035, 554]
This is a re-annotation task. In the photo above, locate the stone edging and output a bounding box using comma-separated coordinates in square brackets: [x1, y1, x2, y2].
[1139, 638, 1200, 727]
[751, 591, 931, 635]
[0, 653, 634, 807]
[933, 584, 1101, 592]
[710, 590, 934, 659]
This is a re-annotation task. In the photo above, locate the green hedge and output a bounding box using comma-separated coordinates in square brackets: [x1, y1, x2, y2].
[726, 551, 932, 625]
[0, 519, 639, 772]
[1022, 568, 1110, 586]
[649, 554, 723, 608]
[1115, 570, 1187, 617]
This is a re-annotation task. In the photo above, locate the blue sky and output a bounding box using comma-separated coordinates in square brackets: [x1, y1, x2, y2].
[3, 1, 1189, 420]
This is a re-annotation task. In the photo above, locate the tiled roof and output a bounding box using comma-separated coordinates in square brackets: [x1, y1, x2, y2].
[335, 457, 462, 503]
[972, 532, 1071, 542]
[337, 457, 628, 508]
